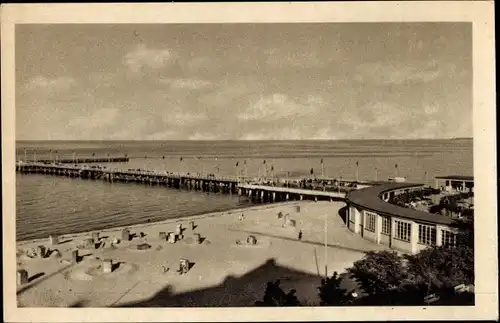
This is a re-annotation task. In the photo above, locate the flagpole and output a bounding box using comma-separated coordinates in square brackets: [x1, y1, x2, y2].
[321, 159, 325, 178]
[24, 149, 27, 163]
[272, 159, 275, 183]
[375, 167, 378, 181]
[356, 161, 359, 182]
[244, 160, 247, 182]
[324, 212, 328, 278]
[33, 151, 36, 163]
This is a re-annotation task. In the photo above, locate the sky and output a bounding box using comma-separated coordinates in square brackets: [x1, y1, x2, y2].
[15, 23, 472, 141]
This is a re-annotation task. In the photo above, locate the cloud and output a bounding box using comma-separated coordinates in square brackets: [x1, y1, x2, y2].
[88, 72, 116, 88]
[123, 44, 175, 72]
[355, 61, 441, 85]
[237, 93, 319, 121]
[188, 132, 221, 140]
[145, 130, 179, 140]
[310, 127, 338, 140]
[159, 78, 212, 90]
[240, 127, 303, 140]
[158, 108, 208, 127]
[25, 76, 76, 92]
[343, 101, 410, 135]
[67, 108, 119, 128]
[265, 48, 327, 69]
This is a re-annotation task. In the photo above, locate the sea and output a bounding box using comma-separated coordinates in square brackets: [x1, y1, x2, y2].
[14, 139, 473, 241]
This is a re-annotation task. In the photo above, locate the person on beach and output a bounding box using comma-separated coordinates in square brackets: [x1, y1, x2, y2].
[179, 259, 189, 275]
[298, 230, 303, 241]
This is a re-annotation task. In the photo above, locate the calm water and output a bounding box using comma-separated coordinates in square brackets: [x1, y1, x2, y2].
[15, 140, 473, 241]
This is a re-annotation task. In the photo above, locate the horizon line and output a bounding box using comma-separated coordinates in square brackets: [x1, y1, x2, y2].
[15, 137, 473, 142]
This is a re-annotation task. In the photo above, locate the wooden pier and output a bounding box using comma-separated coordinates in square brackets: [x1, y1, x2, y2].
[237, 184, 346, 202]
[16, 162, 240, 194]
[16, 161, 355, 202]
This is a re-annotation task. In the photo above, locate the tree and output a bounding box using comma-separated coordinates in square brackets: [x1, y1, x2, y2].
[317, 271, 354, 305]
[255, 280, 301, 306]
[403, 244, 474, 294]
[347, 250, 407, 295]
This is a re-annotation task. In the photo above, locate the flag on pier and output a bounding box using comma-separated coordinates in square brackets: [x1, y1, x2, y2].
[92, 152, 95, 157]
[310, 168, 314, 175]
[236, 161, 239, 167]
[271, 165, 274, 171]
[263, 160, 266, 164]
[180, 157, 183, 162]
[356, 161, 359, 182]
[321, 158, 323, 164]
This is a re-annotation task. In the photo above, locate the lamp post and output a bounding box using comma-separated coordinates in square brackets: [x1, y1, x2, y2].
[356, 161, 359, 182]
[324, 212, 328, 278]
[321, 158, 325, 178]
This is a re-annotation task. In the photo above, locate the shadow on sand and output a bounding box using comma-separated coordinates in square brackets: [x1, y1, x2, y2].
[113, 258, 339, 307]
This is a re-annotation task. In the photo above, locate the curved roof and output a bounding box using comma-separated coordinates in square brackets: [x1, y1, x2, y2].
[346, 182, 457, 226]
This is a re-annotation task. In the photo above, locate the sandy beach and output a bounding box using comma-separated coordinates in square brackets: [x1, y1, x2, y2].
[16, 201, 387, 307]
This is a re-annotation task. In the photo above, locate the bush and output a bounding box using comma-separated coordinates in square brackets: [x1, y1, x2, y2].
[317, 272, 354, 305]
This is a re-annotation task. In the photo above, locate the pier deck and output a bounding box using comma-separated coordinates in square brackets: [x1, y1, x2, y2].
[16, 161, 354, 202]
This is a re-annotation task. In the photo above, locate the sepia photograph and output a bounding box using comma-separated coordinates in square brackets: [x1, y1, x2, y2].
[2, 2, 497, 322]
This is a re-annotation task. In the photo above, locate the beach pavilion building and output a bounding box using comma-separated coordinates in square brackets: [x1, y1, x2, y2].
[345, 182, 461, 254]
[434, 175, 474, 193]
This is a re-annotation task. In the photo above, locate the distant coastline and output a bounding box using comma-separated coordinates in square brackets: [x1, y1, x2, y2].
[15, 138, 473, 143]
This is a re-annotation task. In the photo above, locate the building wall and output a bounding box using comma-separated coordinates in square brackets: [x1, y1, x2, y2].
[390, 217, 414, 253]
[414, 243, 430, 253]
[347, 186, 459, 254]
[380, 233, 390, 245]
[361, 210, 378, 243]
[348, 206, 356, 231]
[348, 206, 362, 234]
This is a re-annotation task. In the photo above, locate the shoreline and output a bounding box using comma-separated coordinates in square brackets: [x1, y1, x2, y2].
[16, 199, 390, 307]
[16, 201, 301, 246]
